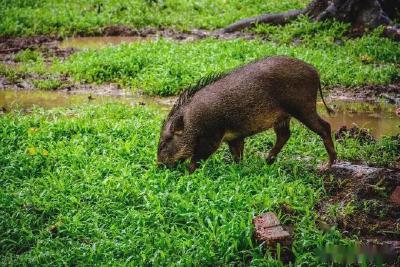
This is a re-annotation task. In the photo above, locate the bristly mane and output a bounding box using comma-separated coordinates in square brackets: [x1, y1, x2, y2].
[166, 72, 227, 120]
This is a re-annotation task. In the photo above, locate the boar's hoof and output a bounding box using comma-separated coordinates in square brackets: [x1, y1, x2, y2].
[189, 161, 199, 174]
[266, 155, 277, 165]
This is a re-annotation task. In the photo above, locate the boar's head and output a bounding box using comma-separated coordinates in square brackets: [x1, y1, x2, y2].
[157, 112, 191, 167]
[157, 73, 226, 168]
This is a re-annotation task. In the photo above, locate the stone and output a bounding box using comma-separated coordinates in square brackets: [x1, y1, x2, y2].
[253, 212, 280, 228]
[253, 212, 291, 246]
[324, 161, 384, 179]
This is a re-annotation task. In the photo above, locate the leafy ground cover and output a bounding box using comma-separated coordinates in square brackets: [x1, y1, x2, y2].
[1, 103, 398, 265]
[55, 34, 398, 95]
[0, 0, 307, 37]
[4, 18, 398, 96]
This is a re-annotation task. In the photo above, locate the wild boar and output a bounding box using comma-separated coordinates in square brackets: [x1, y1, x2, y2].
[158, 56, 337, 173]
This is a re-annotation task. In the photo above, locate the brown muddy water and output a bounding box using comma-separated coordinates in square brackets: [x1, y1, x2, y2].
[59, 36, 144, 49]
[0, 89, 173, 112]
[1, 89, 399, 138]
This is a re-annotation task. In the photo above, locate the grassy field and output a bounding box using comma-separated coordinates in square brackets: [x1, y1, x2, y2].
[54, 29, 399, 95]
[1, 103, 398, 265]
[0, 0, 307, 37]
[1, 0, 400, 265]
[5, 18, 400, 96]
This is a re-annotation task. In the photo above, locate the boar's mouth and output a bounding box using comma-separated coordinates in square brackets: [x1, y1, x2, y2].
[157, 158, 186, 169]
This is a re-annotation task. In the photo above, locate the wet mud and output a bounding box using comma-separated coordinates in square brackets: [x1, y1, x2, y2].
[323, 100, 400, 138]
[0, 88, 174, 114]
[327, 83, 400, 105]
[0, 36, 75, 64]
[0, 36, 59, 53]
[0, 27, 256, 54]
[88, 25, 258, 41]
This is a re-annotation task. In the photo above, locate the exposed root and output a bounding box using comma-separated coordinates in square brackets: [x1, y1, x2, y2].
[223, 9, 304, 33]
[223, 0, 400, 38]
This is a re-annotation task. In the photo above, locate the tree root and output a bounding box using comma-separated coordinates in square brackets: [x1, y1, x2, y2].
[223, 9, 304, 33]
[223, 0, 400, 38]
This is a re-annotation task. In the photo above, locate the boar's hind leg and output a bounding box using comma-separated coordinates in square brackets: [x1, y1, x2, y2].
[266, 118, 291, 164]
[228, 138, 245, 163]
[296, 113, 337, 165]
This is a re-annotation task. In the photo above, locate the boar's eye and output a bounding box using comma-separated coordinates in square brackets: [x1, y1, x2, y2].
[159, 141, 167, 151]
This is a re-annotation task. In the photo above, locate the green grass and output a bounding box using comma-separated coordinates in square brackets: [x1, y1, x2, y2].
[0, 0, 307, 37]
[14, 49, 43, 63]
[2, 1, 400, 265]
[1, 103, 398, 265]
[49, 25, 399, 95]
[32, 79, 63, 90]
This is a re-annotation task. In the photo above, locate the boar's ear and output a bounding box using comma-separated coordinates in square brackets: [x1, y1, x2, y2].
[171, 114, 184, 135]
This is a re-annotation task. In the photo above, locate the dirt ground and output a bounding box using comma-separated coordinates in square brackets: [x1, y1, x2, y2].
[327, 84, 400, 106]
[0, 26, 257, 54]
[318, 161, 400, 265]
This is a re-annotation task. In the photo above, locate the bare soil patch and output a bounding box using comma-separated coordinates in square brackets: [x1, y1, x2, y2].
[0, 36, 59, 53]
[0, 36, 76, 64]
[0, 27, 257, 56]
[88, 25, 258, 41]
[327, 83, 400, 104]
[318, 162, 400, 265]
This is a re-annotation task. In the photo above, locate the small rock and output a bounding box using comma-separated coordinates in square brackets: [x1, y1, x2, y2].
[292, 38, 302, 46]
[334, 38, 344, 46]
[324, 161, 384, 179]
[253, 212, 280, 228]
[389, 186, 400, 207]
[253, 212, 290, 246]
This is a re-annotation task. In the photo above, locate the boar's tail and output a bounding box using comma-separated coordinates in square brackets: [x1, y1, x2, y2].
[318, 82, 335, 116]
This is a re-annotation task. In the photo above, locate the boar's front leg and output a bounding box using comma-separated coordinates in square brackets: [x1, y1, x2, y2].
[189, 133, 224, 173]
[266, 118, 291, 164]
[228, 138, 245, 163]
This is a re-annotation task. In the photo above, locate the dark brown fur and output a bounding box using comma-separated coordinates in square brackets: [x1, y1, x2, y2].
[158, 56, 337, 173]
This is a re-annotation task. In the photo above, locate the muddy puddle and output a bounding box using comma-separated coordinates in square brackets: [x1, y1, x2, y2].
[321, 100, 400, 137]
[58, 29, 257, 49]
[0, 89, 173, 113]
[59, 36, 145, 49]
[1, 89, 399, 138]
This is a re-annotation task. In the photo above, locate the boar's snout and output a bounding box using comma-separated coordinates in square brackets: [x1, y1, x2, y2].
[157, 160, 178, 169]
[157, 114, 191, 168]
[157, 140, 186, 168]
[157, 147, 183, 169]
